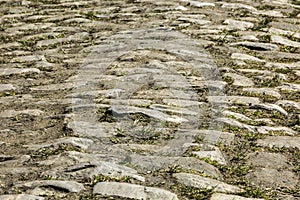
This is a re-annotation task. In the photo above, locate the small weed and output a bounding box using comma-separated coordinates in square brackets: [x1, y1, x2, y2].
[129, 113, 151, 125]
[222, 164, 252, 177]
[84, 11, 97, 20]
[258, 34, 271, 43]
[274, 68, 293, 74]
[18, 39, 37, 47]
[43, 175, 54, 180]
[241, 132, 264, 141]
[239, 186, 269, 198]
[237, 91, 277, 103]
[229, 106, 247, 114]
[214, 29, 239, 45]
[257, 4, 275, 10]
[30, 144, 82, 160]
[224, 125, 241, 132]
[252, 17, 273, 31]
[291, 0, 300, 5]
[279, 45, 298, 53]
[115, 127, 126, 137]
[285, 34, 300, 43]
[160, 121, 180, 128]
[166, 164, 184, 174]
[194, 135, 205, 143]
[91, 174, 133, 185]
[171, 184, 214, 200]
[288, 9, 300, 17]
[1, 91, 15, 97]
[222, 76, 234, 85]
[256, 75, 282, 87]
[109, 136, 120, 144]
[281, 90, 300, 101]
[97, 108, 116, 122]
[200, 157, 219, 166]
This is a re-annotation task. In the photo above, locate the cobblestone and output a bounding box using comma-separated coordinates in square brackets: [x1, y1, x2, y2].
[0, 0, 299, 199]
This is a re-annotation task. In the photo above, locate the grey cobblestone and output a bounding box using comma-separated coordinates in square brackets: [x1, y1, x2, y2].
[0, 0, 299, 199]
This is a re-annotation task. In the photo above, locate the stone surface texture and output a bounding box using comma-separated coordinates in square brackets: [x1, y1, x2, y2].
[0, 0, 299, 199]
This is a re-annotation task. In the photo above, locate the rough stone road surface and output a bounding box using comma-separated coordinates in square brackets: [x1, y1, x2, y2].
[0, 0, 299, 199]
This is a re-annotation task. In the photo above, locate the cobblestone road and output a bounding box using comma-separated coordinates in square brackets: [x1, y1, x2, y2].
[0, 0, 299, 199]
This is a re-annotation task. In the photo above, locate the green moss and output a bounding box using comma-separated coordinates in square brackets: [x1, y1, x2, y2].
[199, 157, 219, 166]
[171, 184, 214, 200]
[279, 45, 298, 53]
[258, 34, 271, 43]
[223, 125, 241, 133]
[252, 17, 274, 31]
[255, 75, 282, 87]
[238, 186, 269, 199]
[291, 0, 300, 5]
[30, 144, 83, 159]
[194, 135, 205, 143]
[91, 174, 133, 185]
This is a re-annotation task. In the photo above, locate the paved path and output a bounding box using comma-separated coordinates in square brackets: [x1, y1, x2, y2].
[0, 0, 299, 199]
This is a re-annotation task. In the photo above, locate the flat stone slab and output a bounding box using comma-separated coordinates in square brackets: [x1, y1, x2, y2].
[30, 83, 75, 91]
[0, 194, 44, 200]
[256, 10, 284, 17]
[224, 73, 254, 87]
[37, 151, 124, 168]
[93, 182, 178, 200]
[11, 55, 45, 63]
[221, 3, 257, 11]
[0, 68, 40, 76]
[104, 99, 152, 107]
[25, 137, 94, 151]
[162, 98, 202, 107]
[257, 136, 300, 149]
[256, 126, 296, 136]
[14, 180, 85, 193]
[149, 104, 198, 116]
[208, 96, 260, 105]
[186, 143, 227, 165]
[231, 53, 264, 63]
[277, 82, 300, 92]
[115, 143, 161, 153]
[237, 69, 278, 77]
[0, 109, 44, 118]
[197, 130, 235, 145]
[269, 22, 300, 32]
[210, 193, 263, 200]
[271, 35, 300, 48]
[242, 88, 281, 99]
[130, 155, 222, 178]
[265, 62, 300, 70]
[0, 84, 15, 92]
[230, 42, 279, 51]
[216, 117, 254, 132]
[173, 173, 243, 193]
[250, 103, 288, 116]
[246, 168, 298, 189]
[276, 100, 300, 110]
[194, 80, 227, 91]
[43, 160, 145, 182]
[268, 27, 300, 40]
[223, 110, 251, 122]
[110, 105, 188, 123]
[136, 89, 197, 100]
[247, 152, 289, 169]
[67, 121, 115, 138]
[224, 19, 254, 31]
[0, 95, 33, 106]
[180, 0, 215, 8]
